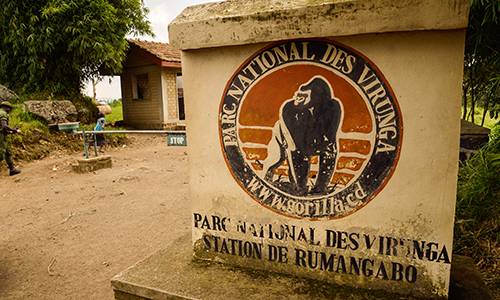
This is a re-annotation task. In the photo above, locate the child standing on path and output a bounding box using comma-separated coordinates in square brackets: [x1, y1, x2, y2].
[94, 112, 106, 153]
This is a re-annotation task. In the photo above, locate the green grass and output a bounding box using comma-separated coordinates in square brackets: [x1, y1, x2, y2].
[105, 98, 123, 124]
[80, 99, 127, 143]
[454, 125, 500, 293]
[462, 104, 500, 129]
[5, 97, 127, 161]
[9, 105, 49, 133]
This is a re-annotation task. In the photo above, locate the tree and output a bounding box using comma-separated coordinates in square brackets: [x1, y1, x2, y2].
[0, 0, 154, 96]
[90, 76, 103, 102]
[463, 0, 500, 126]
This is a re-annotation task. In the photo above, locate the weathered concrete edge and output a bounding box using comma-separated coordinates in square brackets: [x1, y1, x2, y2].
[168, 0, 470, 50]
[111, 233, 495, 300]
[111, 279, 196, 300]
[76, 155, 112, 163]
[110, 233, 423, 300]
[110, 234, 195, 300]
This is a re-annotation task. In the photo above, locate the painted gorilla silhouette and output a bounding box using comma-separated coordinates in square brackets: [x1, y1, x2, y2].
[264, 75, 342, 196]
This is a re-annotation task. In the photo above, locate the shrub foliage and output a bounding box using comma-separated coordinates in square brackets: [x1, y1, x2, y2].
[0, 0, 153, 96]
[455, 125, 500, 291]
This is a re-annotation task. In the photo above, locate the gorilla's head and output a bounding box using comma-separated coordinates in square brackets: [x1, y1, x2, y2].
[292, 89, 311, 106]
[298, 76, 333, 107]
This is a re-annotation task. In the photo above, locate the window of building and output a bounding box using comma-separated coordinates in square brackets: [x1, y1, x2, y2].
[132, 73, 150, 100]
[177, 73, 185, 120]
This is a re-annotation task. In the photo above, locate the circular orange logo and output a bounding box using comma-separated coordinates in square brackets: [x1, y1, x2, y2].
[220, 39, 402, 220]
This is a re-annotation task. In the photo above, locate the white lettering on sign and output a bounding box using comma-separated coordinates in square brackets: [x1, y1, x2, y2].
[169, 135, 186, 145]
[357, 65, 398, 154]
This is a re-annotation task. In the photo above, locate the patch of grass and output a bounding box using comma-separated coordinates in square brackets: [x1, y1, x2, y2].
[79, 117, 128, 149]
[105, 98, 123, 124]
[5, 100, 129, 161]
[454, 125, 500, 294]
[9, 105, 49, 133]
[462, 104, 500, 129]
[5, 103, 50, 157]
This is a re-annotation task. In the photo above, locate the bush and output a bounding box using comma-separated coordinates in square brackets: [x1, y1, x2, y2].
[13, 90, 100, 125]
[454, 125, 500, 291]
[4, 95, 125, 161]
[73, 94, 100, 122]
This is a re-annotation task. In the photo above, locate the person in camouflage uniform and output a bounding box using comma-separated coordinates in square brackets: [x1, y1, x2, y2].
[0, 101, 21, 176]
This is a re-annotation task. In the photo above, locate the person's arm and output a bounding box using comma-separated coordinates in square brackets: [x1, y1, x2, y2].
[1, 120, 20, 133]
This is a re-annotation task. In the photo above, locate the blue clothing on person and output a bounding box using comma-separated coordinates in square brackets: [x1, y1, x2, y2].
[93, 115, 106, 149]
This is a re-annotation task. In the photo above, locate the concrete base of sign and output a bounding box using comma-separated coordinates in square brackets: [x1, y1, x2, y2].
[72, 155, 112, 173]
[111, 234, 493, 300]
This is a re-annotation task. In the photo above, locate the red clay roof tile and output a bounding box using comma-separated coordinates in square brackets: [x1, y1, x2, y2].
[127, 39, 181, 63]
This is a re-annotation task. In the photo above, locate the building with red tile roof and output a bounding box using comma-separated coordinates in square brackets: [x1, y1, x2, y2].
[119, 39, 184, 129]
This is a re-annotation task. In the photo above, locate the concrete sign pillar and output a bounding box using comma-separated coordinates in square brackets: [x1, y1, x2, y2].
[169, 0, 469, 298]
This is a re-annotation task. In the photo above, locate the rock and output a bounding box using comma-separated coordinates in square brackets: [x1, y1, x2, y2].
[449, 254, 495, 300]
[0, 84, 18, 102]
[77, 108, 91, 124]
[97, 104, 112, 115]
[24, 100, 78, 124]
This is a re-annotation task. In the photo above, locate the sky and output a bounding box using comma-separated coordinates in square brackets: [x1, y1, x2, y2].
[83, 0, 214, 101]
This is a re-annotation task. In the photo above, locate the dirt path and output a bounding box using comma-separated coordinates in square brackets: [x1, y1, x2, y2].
[0, 135, 190, 299]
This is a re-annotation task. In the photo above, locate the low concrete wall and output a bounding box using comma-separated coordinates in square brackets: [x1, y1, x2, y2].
[72, 155, 112, 173]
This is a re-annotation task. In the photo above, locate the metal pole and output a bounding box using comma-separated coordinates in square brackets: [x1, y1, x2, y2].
[74, 130, 186, 134]
[76, 130, 187, 158]
[82, 128, 89, 158]
[94, 134, 98, 157]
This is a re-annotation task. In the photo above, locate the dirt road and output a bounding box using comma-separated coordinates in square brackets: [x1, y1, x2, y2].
[0, 135, 190, 299]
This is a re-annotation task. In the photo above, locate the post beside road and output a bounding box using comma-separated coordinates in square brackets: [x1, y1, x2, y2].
[110, 1, 482, 299]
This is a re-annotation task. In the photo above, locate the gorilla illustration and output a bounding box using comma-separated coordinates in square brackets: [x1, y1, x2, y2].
[264, 75, 342, 196]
